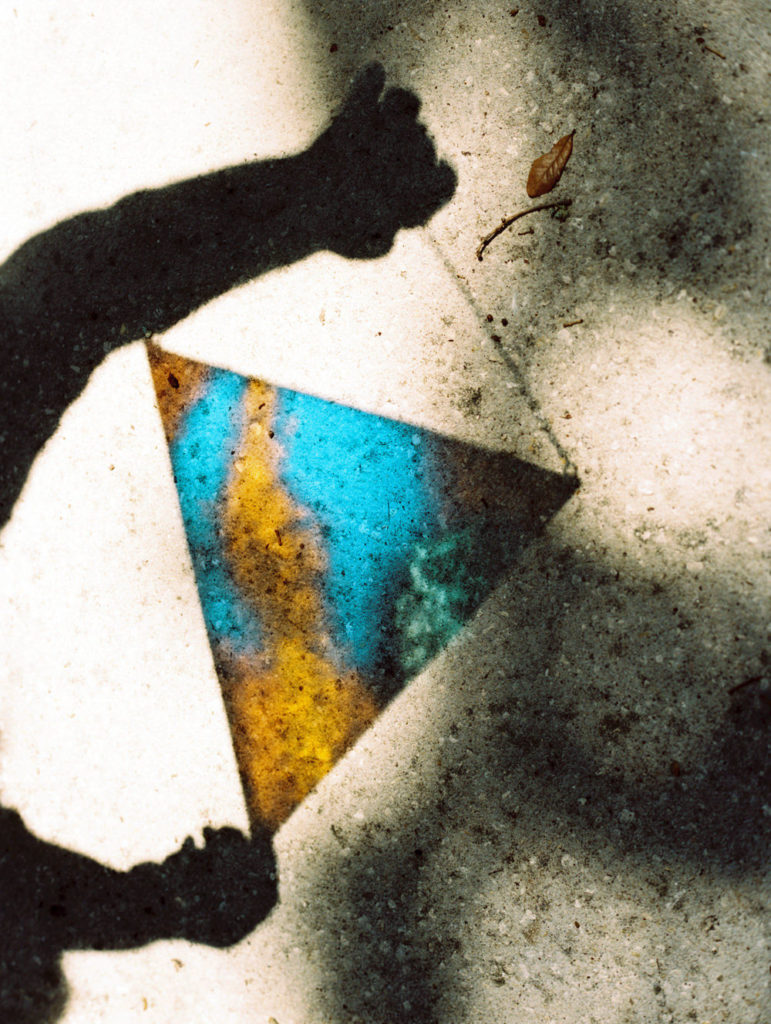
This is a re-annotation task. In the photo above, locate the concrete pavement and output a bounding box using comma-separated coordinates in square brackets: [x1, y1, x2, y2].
[1, 1, 768, 1021]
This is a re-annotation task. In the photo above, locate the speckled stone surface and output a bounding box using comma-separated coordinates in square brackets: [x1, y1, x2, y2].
[1, 1, 768, 1022]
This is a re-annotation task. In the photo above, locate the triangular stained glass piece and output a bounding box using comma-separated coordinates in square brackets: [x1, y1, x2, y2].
[147, 343, 577, 829]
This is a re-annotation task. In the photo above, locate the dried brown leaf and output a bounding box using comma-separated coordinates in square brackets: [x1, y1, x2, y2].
[526, 131, 575, 198]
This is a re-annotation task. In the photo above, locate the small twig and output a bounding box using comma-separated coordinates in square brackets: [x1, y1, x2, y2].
[703, 44, 726, 59]
[562, 318, 584, 328]
[477, 199, 572, 260]
[330, 823, 347, 846]
[728, 674, 763, 695]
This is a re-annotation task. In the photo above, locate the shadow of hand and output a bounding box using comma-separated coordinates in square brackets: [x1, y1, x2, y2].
[135, 825, 278, 948]
[0, 808, 279, 1023]
[310, 64, 457, 258]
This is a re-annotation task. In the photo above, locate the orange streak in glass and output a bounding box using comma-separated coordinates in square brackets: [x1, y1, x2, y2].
[219, 381, 379, 830]
[146, 341, 209, 442]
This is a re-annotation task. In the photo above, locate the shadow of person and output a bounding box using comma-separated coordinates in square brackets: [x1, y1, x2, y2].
[0, 63, 455, 1021]
[0, 806, 277, 1023]
[0, 62, 456, 528]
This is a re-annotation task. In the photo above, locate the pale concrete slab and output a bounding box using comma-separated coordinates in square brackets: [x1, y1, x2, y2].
[0, 341, 249, 866]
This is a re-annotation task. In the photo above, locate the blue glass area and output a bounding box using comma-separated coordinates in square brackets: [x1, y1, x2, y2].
[169, 368, 263, 654]
[166, 370, 573, 689]
[272, 390, 437, 674]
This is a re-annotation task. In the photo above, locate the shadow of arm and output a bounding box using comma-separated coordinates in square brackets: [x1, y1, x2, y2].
[0, 63, 455, 529]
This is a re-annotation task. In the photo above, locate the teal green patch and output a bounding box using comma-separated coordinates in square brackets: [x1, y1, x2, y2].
[395, 528, 494, 676]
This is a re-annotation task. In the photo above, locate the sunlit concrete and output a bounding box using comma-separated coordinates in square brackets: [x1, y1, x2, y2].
[0, 343, 249, 866]
[542, 307, 771, 574]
